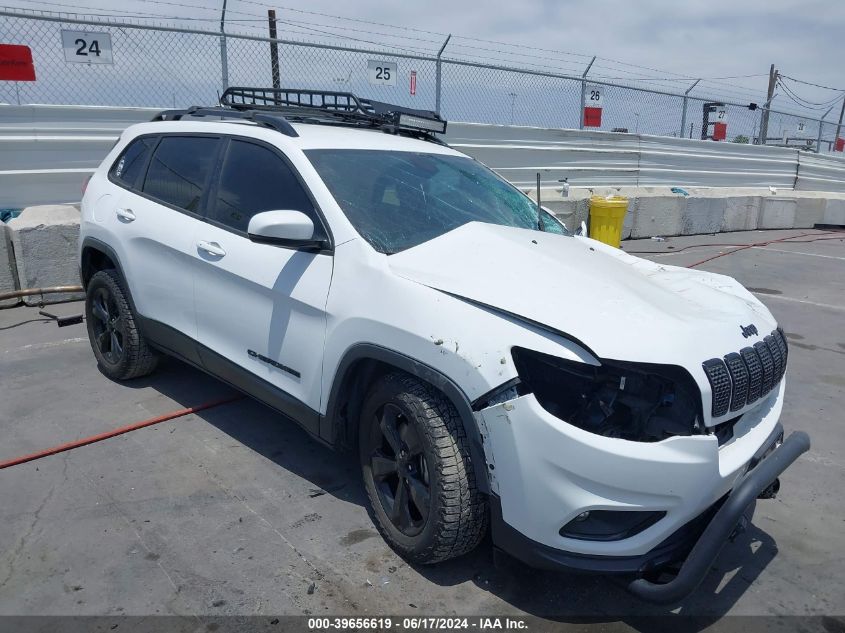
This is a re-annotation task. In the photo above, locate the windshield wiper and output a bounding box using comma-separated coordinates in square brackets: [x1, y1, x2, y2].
[536, 172, 545, 232]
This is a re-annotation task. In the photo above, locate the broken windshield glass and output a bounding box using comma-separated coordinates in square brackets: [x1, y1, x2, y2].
[306, 149, 568, 254]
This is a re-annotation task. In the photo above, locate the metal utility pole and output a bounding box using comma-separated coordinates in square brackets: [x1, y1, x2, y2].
[835, 94, 845, 146]
[508, 92, 517, 124]
[434, 34, 451, 116]
[679, 79, 700, 138]
[579, 56, 596, 130]
[268, 9, 280, 90]
[817, 105, 835, 153]
[219, 0, 228, 93]
[759, 64, 777, 145]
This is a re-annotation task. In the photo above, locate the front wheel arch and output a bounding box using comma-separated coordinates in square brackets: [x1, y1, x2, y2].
[321, 344, 491, 495]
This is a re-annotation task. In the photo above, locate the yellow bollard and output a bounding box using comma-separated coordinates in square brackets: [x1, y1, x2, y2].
[588, 196, 628, 247]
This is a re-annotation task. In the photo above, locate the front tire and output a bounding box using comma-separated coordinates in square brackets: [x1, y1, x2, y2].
[85, 269, 158, 380]
[359, 372, 488, 564]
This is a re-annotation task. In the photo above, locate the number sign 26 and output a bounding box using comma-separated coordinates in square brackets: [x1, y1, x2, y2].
[585, 85, 604, 106]
[61, 30, 114, 65]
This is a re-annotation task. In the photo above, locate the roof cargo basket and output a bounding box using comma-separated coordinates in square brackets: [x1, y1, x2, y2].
[220, 86, 448, 136]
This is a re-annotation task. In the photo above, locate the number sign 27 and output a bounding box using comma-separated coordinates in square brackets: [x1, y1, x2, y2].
[61, 30, 114, 64]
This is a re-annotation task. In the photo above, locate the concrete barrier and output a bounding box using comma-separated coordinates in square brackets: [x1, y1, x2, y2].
[0, 223, 19, 308]
[823, 199, 845, 225]
[7, 205, 83, 306]
[539, 186, 845, 236]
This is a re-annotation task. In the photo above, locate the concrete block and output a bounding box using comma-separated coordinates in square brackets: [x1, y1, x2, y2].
[0, 223, 20, 308]
[794, 197, 825, 228]
[630, 196, 685, 238]
[546, 198, 590, 232]
[721, 196, 761, 232]
[621, 201, 634, 240]
[682, 197, 726, 235]
[822, 199, 845, 226]
[8, 205, 83, 306]
[758, 197, 797, 229]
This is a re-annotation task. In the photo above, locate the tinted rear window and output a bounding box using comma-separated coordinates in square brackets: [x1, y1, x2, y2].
[142, 136, 219, 213]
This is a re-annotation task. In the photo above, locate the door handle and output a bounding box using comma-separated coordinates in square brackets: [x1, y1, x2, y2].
[116, 208, 136, 222]
[197, 240, 226, 257]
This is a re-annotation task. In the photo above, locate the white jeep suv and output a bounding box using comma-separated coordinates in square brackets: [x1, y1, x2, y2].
[79, 88, 808, 604]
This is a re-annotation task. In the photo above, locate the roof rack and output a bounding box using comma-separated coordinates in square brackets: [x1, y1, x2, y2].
[151, 106, 299, 137]
[220, 86, 448, 137]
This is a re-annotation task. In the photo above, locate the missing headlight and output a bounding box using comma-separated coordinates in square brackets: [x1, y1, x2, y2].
[511, 347, 703, 442]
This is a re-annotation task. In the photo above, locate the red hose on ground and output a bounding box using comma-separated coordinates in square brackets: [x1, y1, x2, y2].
[0, 395, 243, 470]
[621, 230, 845, 268]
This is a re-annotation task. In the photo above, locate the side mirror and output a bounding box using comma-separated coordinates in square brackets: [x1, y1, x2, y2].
[247, 210, 323, 249]
[575, 220, 588, 236]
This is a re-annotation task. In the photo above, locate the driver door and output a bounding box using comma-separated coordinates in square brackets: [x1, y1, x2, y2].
[192, 137, 333, 434]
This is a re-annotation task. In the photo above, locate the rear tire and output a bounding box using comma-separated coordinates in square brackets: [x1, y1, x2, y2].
[85, 269, 158, 380]
[359, 372, 488, 564]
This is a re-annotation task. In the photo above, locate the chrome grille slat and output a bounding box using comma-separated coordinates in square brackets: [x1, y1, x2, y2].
[703, 328, 787, 418]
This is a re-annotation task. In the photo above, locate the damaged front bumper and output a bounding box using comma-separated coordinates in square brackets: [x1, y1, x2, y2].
[477, 382, 809, 603]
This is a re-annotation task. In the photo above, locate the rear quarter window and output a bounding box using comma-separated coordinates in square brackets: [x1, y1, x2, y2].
[109, 137, 155, 189]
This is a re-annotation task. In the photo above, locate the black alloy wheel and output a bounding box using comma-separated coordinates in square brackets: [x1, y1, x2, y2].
[367, 402, 432, 536]
[90, 285, 124, 365]
[85, 269, 158, 380]
[359, 372, 488, 564]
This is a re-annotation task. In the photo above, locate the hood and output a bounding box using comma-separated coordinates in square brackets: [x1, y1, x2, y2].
[387, 222, 776, 367]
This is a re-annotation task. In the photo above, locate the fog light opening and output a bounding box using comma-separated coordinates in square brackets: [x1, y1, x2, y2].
[560, 510, 666, 541]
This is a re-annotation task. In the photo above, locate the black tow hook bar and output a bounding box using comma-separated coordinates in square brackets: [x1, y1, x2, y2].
[627, 430, 810, 605]
[757, 477, 780, 500]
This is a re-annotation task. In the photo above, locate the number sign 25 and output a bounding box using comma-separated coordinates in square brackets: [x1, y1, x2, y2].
[367, 60, 397, 86]
[61, 30, 114, 64]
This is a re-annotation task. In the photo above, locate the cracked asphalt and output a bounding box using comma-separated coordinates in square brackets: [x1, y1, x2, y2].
[1, 228, 843, 628]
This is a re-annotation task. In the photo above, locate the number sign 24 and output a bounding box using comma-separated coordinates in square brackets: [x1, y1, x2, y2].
[61, 30, 114, 64]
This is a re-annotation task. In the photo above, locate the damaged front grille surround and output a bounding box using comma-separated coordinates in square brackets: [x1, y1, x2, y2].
[702, 328, 788, 418]
[509, 347, 704, 443]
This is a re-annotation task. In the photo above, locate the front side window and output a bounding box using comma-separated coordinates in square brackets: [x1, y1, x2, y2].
[306, 149, 567, 254]
[142, 136, 219, 213]
[110, 137, 155, 189]
[209, 140, 315, 233]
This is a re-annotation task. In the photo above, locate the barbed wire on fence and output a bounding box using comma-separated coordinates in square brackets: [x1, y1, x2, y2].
[0, 8, 842, 153]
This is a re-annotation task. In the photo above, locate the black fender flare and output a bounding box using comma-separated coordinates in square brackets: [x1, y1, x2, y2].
[321, 343, 491, 495]
[80, 237, 142, 327]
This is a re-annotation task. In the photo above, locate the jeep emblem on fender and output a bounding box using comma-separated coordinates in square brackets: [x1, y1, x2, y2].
[740, 323, 759, 338]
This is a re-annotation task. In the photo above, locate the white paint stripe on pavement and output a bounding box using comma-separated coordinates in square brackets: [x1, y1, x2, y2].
[753, 246, 845, 261]
[752, 292, 845, 312]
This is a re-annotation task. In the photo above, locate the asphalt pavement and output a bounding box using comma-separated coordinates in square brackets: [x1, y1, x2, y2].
[1, 229, 843, 630]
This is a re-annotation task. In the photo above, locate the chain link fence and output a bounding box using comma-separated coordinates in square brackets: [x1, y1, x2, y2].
[1, 9, 842, 153]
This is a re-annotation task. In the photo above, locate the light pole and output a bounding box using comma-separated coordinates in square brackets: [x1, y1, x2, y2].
[508, 92, 517, 125]
[634, 112, 640, 134]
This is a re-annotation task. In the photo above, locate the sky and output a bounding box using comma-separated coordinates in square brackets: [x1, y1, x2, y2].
[3, 1, 843, 83]
[2, 0, 844, 120]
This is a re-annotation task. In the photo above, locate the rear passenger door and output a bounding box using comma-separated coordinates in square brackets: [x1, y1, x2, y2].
[192, 137, 333, 432]
[110, 134, 220, 360]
